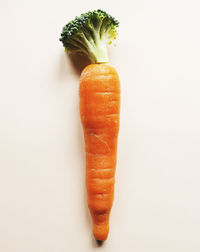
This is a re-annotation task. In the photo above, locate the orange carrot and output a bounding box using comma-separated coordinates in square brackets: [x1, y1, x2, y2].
[80, 64, 120, 240]
[60, 9, 120, 241]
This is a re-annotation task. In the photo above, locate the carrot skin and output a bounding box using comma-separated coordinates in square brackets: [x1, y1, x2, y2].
[79, 64, 120, 241]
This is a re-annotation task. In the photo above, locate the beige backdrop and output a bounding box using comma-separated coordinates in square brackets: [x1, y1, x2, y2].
[0, 0, 200, 251]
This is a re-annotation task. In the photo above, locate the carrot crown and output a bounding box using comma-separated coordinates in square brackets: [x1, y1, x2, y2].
[59, 10, 119, 63]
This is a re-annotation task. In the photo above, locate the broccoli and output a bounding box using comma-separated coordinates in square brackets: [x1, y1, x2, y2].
[59, 9, 119, 63]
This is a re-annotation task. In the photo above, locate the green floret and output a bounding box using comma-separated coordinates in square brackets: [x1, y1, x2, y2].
[59, 9, 119, 63]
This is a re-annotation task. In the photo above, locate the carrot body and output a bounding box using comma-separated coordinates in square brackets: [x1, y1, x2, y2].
[79, 64, 120, 241]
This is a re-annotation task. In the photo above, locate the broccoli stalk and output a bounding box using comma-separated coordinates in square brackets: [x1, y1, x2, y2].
[59, 10, 119, 63]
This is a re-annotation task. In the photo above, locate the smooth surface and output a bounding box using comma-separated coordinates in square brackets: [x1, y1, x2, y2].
[0, 0, 200, 251]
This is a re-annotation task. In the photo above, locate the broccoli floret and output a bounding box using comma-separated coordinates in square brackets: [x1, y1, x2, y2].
[59, 9, 119, 63]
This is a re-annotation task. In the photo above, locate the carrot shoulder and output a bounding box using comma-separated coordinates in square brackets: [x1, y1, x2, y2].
[80, 64, 120, 241]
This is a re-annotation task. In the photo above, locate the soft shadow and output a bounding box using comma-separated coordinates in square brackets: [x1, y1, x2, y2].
[57, 51, 90, 83]
[68, 53, 91, 75]
[96, 240, 104, 246]
[91, 237, 105, 248]
[58, 52, 69, 82]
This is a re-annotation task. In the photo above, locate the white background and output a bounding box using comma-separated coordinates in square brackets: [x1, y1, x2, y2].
[0, 0, 200, 251]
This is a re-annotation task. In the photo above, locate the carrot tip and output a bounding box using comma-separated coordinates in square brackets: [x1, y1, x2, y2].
[93, 223, 109, 241]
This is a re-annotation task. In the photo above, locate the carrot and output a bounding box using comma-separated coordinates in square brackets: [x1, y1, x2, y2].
[80, 64, 120, 240]
[60, 10, 120, 241]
